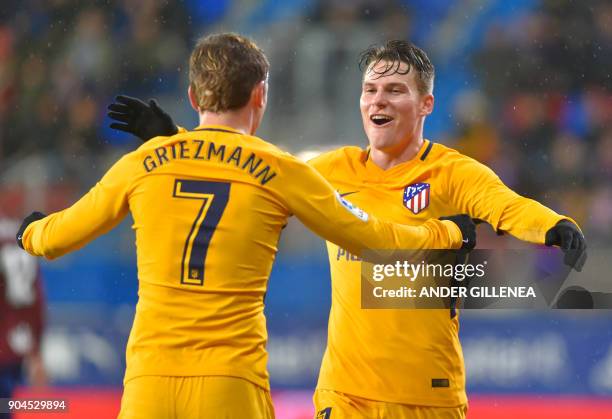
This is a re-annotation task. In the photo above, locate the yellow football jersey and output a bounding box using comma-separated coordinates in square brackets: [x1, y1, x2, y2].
[311, 139, 574, 406]
[22, 126, 464, 391]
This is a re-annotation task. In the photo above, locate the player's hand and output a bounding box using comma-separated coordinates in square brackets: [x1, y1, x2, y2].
[440, 214, 476, 251]
[545, 220, 587, 271]
[16, 212, 46, 249]
[108, 95, 178, 141]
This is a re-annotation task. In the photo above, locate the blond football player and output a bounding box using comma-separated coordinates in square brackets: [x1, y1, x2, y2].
[16, 34, 475, 419]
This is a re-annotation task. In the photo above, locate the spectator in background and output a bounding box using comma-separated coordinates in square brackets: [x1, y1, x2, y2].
[0, 217, 46, 419]
[0, 1, 193, 167]
[0, 1, 610, 251]
[470, 0, 610, 235]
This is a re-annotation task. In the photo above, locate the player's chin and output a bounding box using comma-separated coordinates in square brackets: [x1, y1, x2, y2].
[367, 122, 392, 135]
[368, 134, 394, 150]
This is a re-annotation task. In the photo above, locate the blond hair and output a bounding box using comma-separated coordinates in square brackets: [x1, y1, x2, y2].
[189, 33, 270, 112]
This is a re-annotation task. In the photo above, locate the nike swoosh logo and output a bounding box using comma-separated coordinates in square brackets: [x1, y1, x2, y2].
[339, 191, 359, 197]
[462, 238, 470, 243]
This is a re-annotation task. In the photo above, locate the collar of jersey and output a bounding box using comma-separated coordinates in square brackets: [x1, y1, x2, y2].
[193, 124, 244, 135]
[363, 139, 432, 180]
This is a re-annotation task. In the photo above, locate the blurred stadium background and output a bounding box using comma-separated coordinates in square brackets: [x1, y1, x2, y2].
[1, 0, 611, 418]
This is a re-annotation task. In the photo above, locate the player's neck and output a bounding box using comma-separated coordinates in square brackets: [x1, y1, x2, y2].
[370, 136, 424, 170]
[198, 108, 258, 135]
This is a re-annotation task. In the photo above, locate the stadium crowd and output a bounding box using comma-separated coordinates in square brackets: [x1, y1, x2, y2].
[0, 0, 610, 244]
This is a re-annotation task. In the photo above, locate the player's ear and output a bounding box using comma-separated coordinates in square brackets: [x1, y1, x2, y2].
[188, 85, 200, 112]
[251, 80, 267, 109]
[420, 93, 434, 116]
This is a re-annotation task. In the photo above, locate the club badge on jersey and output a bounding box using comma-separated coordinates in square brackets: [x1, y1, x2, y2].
[403, 183, 430, 214]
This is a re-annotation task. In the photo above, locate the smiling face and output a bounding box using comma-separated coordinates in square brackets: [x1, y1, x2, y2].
[360, 60, 434, 154]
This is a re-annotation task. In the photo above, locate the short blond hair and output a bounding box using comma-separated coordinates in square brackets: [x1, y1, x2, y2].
[189, 33, 270, 112]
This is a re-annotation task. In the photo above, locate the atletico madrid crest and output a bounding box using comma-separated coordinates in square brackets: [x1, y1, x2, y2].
[403, 183, 430, 214]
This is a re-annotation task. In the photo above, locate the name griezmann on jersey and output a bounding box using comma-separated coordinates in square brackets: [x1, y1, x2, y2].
[142, 139, 277, 185]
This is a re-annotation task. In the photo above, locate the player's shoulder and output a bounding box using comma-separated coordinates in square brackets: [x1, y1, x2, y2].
[308, 146, 365, 177]
[429, 140, 499, 179]
[244, 134, 291, 157]
[311, 145, 365, 163]
[94, 135, 176, 179]
[132, 128, 287, 158]
[120, 134, 172, 161]
[429, 141, 467, 161]
[429, 140, 487, 167]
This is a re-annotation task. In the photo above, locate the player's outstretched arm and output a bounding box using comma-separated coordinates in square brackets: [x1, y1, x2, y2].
[108, 95, 178, 141]
[17, 156, 132, 260]
[276, 155, 474, 256]
[446, 156, 586, 271]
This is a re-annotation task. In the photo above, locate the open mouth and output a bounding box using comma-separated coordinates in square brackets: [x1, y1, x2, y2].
[370, 114, 393, 126]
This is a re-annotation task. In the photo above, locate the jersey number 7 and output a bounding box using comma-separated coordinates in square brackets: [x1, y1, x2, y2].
[173, 179, 230, 286]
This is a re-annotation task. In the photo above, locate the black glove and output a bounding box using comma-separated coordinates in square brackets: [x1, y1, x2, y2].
[545, 220, 587, 271]
[16, 211, 46, 249]
[108, 95, 178, 141]
[440, 214, 476, 251]
[555, 286, 594, 309]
